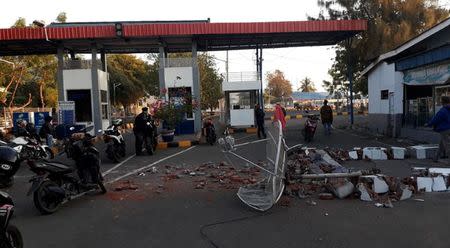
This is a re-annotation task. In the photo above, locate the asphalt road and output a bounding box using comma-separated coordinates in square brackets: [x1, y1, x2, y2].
[5, 116, 450, 248]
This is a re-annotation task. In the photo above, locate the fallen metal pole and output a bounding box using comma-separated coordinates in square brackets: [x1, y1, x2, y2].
[291, 171, 362, 180]
[227, 151, 279, 177]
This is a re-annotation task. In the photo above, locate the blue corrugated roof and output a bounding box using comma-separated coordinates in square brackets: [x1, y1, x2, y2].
[291, 92, 329, 101]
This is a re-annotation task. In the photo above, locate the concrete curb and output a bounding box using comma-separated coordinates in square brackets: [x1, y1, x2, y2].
[228, 127, 257, 134]
[157, 140, 200, 149]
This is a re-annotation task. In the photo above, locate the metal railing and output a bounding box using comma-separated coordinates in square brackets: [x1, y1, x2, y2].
[163, 58, 197, 68]
[225, 71, 260, 82]
[63, 60, 103, 70]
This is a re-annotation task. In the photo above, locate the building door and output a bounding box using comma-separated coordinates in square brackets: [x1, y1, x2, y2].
[388, 92, 395, 136]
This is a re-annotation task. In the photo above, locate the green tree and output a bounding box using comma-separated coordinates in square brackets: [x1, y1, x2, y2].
[312, 0, 450, 95]
[55, 12, 67, 23]
[107, 54, 154, 108]
[265, 70, 292, 104]
[298, 77, 317, 92]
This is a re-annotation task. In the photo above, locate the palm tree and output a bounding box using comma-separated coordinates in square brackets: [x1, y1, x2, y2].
[298, 77, 317, 92]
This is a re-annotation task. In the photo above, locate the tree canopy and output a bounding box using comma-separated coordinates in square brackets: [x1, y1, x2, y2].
[313, 0, 450, 96]
[265, 70, 292, 103]
[298, 77, 317, 92]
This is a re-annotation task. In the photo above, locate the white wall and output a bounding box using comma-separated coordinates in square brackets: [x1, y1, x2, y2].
[222, 81, 261, 91]
[98, 70, 108, 91]
[62, 69, 92, 99]
[164, 67, 193, 88]
[368, 62, 404, 114]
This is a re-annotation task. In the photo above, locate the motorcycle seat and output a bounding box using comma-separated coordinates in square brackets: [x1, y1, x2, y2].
[37, 161, 74, 174]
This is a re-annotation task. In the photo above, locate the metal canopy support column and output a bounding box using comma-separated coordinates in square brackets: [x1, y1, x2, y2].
[346, 39, 354, 126]
[57, 45, 65, 101]
[158, 46, 166, 99]
[101, 50, 111, 122]
[91, 46, 102, 132]
[192, 41, 201, 133]
[256, 46, 264, 107]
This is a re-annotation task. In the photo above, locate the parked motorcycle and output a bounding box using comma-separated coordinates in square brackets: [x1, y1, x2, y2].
[0, 191, 23, 248]
[303, 114, 319, 142]
[204, 120, 216, 145]
[144, 120, 158, 155]
[0, 136, 53, 161]
[103, 119, 126, 162]
[0, 147, 20, 188]
[27, 125, 106, 215]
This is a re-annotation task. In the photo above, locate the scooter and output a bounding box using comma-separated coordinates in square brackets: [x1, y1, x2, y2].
[303, 114, 319, 142]
[204, 120, 216, 145]
[0, 191, 23, 248]
[27, 126, 106, 215]
[103, 119, 126, 162]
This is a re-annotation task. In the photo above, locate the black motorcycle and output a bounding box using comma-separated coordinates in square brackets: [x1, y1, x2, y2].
[27, 126, 106, 215]
[205, 125, 216, 145]
[103, 119, 126, 162]
[0, 147, 20, 188]
[0, 191, 23, 248]
[144, 120, 158, 155]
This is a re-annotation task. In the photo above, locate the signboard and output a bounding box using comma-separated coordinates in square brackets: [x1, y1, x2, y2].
[404, 63, 450, 85]
[12, 112, 30, 132]
[58, 101, 75, 124]
[34, 112, 50, 132]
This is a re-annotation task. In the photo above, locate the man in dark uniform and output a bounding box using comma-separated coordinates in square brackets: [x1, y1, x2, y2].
[254, 104, 266, 139]
[134, 107, 150, 155]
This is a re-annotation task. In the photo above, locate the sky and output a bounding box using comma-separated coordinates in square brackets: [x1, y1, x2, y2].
[1, 0, 450, 92]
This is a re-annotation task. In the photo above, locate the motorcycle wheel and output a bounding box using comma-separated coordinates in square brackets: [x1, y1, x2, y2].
[33, 180, 62, 215]
[4, 224, 23, 248]
[0, 177, 13, 189]
[43, 147, 54, 160]
[106, 143, 121, 163]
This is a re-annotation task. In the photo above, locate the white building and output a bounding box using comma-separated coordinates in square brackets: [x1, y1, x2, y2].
[362, 18, 450, 142]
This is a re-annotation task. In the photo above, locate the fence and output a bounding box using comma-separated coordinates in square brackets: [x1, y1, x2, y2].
[63, 60, 103, 70]
[226, 71, 260, 82]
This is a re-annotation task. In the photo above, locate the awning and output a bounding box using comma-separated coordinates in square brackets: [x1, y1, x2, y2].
[403, 62, 450, 85]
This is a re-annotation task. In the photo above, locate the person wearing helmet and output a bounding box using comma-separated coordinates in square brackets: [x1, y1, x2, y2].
[39, 115, 55, 147]
[15, 119, 29, 137]
[133, 107, 151, 155]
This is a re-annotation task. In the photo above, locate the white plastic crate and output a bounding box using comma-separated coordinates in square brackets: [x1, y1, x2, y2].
[408, 145, 438, 159]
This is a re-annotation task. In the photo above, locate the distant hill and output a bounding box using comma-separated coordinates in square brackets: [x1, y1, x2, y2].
[291, 92, 329, 101]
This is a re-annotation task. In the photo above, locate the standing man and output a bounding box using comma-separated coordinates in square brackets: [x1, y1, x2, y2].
[39, 116, 55, 147]
[426, 96, 450, 162]
[320, 100, 333, 136]
[254, 104, 266, 139]
[134, 107, 150, 155]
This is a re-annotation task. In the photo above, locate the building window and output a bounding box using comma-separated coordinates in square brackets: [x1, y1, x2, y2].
[101, 90, 108, 103]
[381, 90, 389, 100]
[67, 90, 92, 122]
[102, 104, 108, 119]
[229, 92, 251, 109]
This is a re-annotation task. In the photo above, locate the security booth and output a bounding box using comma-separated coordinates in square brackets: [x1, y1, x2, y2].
[222, 72, 261, 127]
[61, 59, 110, 131]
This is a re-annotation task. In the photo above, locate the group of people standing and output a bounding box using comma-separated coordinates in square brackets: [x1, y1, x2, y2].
[254, 100, 334, 139]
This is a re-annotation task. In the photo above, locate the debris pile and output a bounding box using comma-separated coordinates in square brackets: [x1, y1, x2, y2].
[284, 148, 450, 208]
[138, 161, 264, 191]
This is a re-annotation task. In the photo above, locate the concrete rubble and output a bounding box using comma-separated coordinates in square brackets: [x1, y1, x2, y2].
[283, 147, 450, 209]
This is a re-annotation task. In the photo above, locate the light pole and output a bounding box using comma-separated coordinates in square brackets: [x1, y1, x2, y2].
[345, 38, 354, 126]
[113, 82, 122, 107]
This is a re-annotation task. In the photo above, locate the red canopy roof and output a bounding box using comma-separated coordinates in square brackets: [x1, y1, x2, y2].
[0, 20, 367, 55]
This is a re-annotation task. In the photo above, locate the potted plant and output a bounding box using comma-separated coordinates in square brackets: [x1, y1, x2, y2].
[154, 92, 195, 142]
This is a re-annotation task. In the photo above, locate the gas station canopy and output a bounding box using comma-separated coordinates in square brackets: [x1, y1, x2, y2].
[0, 19, 367, 55]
